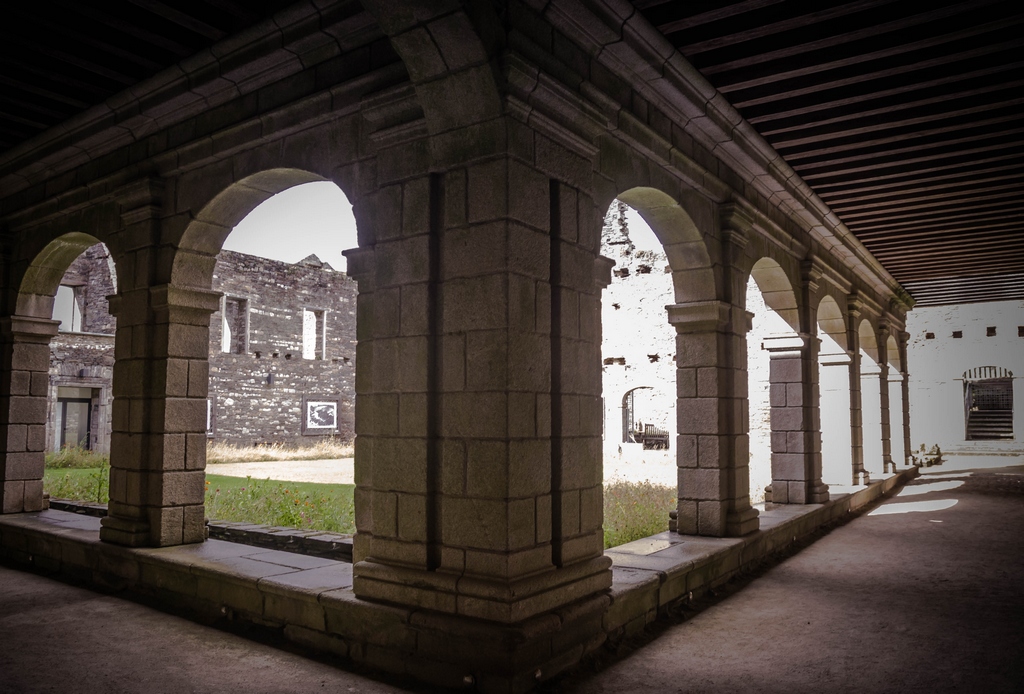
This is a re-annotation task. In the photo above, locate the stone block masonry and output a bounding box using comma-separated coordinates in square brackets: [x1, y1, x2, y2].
[208, 251, 357, 445]
[47, 248, 358, 449]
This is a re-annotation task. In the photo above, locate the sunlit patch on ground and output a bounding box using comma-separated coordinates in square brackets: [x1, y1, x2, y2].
[869, 498, 958, 516]
[898, 480, 965, 496]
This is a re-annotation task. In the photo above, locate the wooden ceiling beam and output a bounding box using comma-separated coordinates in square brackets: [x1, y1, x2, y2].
[714, 18, 1024, 91]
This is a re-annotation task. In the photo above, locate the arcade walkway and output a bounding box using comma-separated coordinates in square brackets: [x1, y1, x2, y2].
[1, 466, 1021, 694]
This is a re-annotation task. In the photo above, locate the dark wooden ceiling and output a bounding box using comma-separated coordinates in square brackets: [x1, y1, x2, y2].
[636, 0, 1024, 307]
[0, 1, 294, 152]
[2, 1, 1022, 307]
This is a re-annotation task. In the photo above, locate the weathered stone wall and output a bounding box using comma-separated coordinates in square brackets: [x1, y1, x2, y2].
[207, 250, 357, 445]
[600, 203, 778, 501]
[48, 248, 357, 449]
[59, 244, 116, 335]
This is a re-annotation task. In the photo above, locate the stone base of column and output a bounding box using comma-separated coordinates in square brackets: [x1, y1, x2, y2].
[1, 480, 45, 514]
[770, 480, 830, 504]
[882, 456, 895, 474]
[725, 505, 760, 536]
[353, 555, 612, 624]
[99, 515, 151, 547]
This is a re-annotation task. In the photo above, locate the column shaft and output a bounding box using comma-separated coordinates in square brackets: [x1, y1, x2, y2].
[671, 301, 759, 536]
[0, 316, 59, 513]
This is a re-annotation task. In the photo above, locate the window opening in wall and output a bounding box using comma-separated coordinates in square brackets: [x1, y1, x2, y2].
[987, 326, 997, 336]
[302, 308, 326, 360]
[220, 296, 248, 354]
[54, 386, 98, 450]
[1019, 326, 1024, 337]
[53, 285, 84, 332]
[963, 366, 1014, 440]
[925, 332, 935, 339]
[953, 331, 963, 338]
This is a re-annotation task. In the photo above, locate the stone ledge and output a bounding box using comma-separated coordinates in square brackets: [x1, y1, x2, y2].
[48, 499, 354, 562]
[2, 468, 916, 693]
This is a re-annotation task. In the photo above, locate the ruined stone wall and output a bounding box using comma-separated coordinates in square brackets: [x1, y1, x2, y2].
[60, 244, 116, 334]
[207, 251, 357, 446]
[48, 248, 357, 449]
[600, 202, 677, 457]
[600, 203, 777, 501]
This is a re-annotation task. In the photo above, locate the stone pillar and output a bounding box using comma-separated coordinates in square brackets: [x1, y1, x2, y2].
[765, 334, 829, 504]
[348, 161, 611, 623]
[670, 301, 759, 536]
[898, 331, 912, 466]
[877, 327, 895, 474]
[0, 316, 59, 513]
[846, 296, 865, 484]
[99, 285, 220, 547]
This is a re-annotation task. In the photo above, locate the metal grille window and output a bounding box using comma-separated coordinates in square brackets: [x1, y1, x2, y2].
[963, 366, 1014, 441]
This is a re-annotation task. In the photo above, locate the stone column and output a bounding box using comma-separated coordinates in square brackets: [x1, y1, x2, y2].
[670, 301, 759, 536]
[846, 296, 865, 484]
[0, 316, 59, 513]
[877, 326, 894, 474]
[99, 285, 220, 547]
[898, 331, 912, 466]
[348, 160, 611, 623]
[764, 334, 829, 504]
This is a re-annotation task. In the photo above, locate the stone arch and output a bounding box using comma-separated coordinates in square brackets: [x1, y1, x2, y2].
[816, 294, 847, 351]
[886, 334, 901, 371]
[859, 318, 880, 365]
[170, 169, 343, 290]
[614, 187, 716, 304]
[746, 256, 800, 333]
[362, 1, 503, 136]
[16, 232, 111, 319]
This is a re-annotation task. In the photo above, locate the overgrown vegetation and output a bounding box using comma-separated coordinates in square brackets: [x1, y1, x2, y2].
[602, 479, 675, 548]
[45, 446, 673, 547]
[45, 446, 109, 469]
[207, 438, 354, 464]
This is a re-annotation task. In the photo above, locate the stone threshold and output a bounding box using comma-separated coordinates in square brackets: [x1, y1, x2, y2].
[0, 468, 916, 693]
[47, 498, 354, 562]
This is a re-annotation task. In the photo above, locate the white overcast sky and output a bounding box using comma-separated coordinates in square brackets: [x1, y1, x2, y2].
[225, 184, 664, 273]
[224, 181, 358, 271]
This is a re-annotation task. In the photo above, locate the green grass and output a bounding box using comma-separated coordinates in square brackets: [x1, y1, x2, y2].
[602, 479, 676, 549]
[45, 467, 671, 548]
[44, 469, 355, 534]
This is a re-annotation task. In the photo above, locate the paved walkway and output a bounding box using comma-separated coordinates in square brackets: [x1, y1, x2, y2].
[559, 463, 1024, 693]
[2, 463, 1021, 693]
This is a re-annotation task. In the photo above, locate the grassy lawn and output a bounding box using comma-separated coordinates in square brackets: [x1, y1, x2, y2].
[44, 468, 355, 535]
[45, 457, 675, 548]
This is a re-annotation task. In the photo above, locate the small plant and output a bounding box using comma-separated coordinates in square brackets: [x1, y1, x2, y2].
[909, 443, 944, 467]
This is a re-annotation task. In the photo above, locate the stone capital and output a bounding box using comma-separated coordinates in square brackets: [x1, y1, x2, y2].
[0, 315, 60, 342]
[666, 301, 750, 334]
[763, 332, 817, 356]
[149, 285, 222, 325]
[343, 247, 375, 283]
[594, 255, 615, 290]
